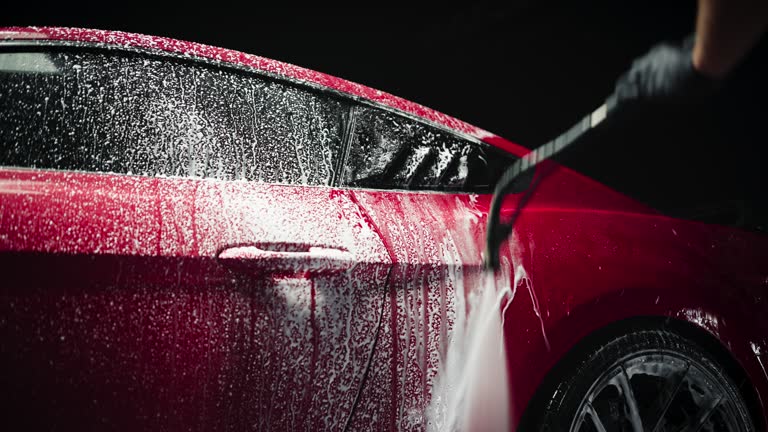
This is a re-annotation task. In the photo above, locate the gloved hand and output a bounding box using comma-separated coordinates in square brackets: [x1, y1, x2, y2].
[614, 34, 720, 107]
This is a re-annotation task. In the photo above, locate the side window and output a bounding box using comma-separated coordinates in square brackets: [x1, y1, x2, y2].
[0, 49, 346, 185]
[343, 106, 516, 192]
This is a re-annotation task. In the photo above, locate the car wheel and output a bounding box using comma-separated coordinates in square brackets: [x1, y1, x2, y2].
[534, 328, 754, 432]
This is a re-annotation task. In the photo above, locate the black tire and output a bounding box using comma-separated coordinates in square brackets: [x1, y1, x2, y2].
[531, 328, 755, 432]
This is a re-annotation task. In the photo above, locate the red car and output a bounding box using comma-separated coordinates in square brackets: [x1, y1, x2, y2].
[0, 27, 766, 431]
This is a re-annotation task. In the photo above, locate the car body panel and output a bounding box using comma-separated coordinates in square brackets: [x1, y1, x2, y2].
[345, 188, 494, 430]
[0, 168, 390, 430]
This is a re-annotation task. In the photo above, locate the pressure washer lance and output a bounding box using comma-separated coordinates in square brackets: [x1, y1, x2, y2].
[483, 95, 618, 271]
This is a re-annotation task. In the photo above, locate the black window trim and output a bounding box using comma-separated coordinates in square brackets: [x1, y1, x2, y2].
[0, 40, 518, 192]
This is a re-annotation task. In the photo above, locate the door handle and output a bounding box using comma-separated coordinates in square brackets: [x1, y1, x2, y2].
[216, 243, 355, 275]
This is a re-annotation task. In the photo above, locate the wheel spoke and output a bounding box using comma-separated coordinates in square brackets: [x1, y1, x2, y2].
[617, 366, 644, 432]
[677, 395, 722, 432]
[650, 362, 690, 432]
[573, 405, 589, 431]
[585, 402, 608, 432]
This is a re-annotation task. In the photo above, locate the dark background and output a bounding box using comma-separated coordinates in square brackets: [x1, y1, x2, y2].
[3, 2, 767, 229]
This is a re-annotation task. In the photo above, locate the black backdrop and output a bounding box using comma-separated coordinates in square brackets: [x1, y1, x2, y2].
[3, 2, 767, 228]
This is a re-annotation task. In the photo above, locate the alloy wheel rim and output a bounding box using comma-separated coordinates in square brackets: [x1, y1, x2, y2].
[570, 350, 746, 432]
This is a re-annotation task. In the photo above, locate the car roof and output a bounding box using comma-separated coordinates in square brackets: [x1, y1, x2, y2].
[0, 26, 528, 156]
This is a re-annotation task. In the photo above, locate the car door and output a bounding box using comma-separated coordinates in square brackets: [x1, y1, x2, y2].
[0, 47, 390, 430]
[336, 105, 528, 430]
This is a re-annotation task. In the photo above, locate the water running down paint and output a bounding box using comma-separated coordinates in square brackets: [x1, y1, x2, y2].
[426, 255, 529, 432]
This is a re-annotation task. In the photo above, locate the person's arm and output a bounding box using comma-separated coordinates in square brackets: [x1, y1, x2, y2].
[693, 0, 768, 79]
[614, 0, 768, 106]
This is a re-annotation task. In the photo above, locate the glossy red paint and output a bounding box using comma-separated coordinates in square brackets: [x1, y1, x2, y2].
[0, 168, 390, 430]
[0, 27, 767, 431]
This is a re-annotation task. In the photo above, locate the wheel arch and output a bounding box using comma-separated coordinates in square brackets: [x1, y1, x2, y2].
[516, 315, 766, 431]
